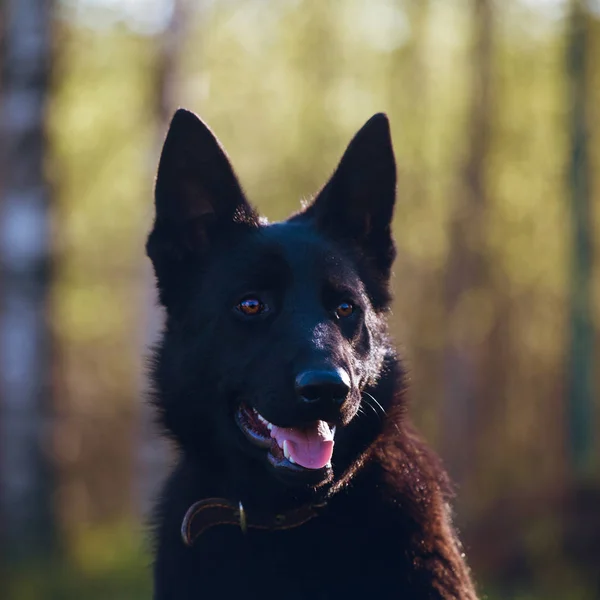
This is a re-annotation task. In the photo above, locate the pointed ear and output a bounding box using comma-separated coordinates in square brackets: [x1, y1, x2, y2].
[146, 109, 258, 308]
[304, 113, 397, 278]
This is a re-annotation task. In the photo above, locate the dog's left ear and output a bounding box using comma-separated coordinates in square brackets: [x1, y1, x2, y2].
[304, 113, 397, 278]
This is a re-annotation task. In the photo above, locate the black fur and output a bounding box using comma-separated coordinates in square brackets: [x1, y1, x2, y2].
[147, 109, 478, 599]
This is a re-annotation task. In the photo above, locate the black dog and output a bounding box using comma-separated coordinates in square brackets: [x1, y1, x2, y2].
[146, 109, 478, 599]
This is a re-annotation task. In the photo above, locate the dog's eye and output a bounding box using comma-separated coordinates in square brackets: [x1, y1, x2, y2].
[335, 301, 354, 318]
[237, 297, 265, 316]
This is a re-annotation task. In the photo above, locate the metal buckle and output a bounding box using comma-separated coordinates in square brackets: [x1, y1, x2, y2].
[238, 501, 248, 534]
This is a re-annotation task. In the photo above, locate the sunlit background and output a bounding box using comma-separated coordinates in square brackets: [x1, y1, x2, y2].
[0, 0, 598, 598]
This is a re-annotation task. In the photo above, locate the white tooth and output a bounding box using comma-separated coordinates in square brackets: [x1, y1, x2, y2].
[289, 455, 296, 464]
[255, 412, 275, 430]
[283, 440, 291, 460]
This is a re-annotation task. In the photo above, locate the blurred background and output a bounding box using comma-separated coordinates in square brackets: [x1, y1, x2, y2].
[0, 0, 598, 598]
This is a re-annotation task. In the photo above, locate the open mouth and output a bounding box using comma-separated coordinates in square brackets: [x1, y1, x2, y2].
[235, 403, 336, 474]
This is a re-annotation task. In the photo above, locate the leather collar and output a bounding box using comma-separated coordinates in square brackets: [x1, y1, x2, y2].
[181, 498, 326, 546]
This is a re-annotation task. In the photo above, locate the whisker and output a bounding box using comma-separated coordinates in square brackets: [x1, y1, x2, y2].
[363, 398, 380, 418]
[362, 391, 387, 417]
[360, 392, 382, 422]
[367, 394, 402, 437]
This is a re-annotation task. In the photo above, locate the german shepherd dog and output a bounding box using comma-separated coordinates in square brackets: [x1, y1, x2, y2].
[146, 109, 478, 599]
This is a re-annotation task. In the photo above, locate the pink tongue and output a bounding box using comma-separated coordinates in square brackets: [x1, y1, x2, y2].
[270, 421, 334, 470]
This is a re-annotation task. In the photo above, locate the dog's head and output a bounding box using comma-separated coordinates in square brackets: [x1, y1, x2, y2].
[147, 109, 399, 496]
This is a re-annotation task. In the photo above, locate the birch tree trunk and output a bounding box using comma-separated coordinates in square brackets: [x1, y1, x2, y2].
[0, 0, 56, 560]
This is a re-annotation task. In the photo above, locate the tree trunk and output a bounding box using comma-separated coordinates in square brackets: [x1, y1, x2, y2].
[442, 0, 493, 487]
[0, 0, 56, 560]
[565, 0, 594, 480]
[137, 0, 191, 517]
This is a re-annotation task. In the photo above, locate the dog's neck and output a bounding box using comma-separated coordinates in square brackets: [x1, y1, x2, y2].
[180, 450, 330, 514]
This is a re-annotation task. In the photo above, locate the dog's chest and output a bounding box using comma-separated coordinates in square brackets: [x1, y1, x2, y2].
[180, 518, 398, 599]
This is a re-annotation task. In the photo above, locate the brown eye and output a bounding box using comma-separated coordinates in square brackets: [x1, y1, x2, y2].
[237, 297, 264, 316]
[335, 301, 354, 318]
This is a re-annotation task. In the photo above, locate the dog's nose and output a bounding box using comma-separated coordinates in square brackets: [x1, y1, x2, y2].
[295, 369, 351, 406]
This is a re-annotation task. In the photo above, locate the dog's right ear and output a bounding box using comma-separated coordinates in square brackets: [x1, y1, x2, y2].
[146, 109, 258, 309]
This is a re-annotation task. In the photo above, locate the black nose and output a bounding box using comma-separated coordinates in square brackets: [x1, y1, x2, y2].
[295, 369, 351, 406]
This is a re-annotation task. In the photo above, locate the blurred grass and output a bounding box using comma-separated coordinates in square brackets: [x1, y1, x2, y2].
[5, 523, 597, 600]
[5, 524, 152, 600]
